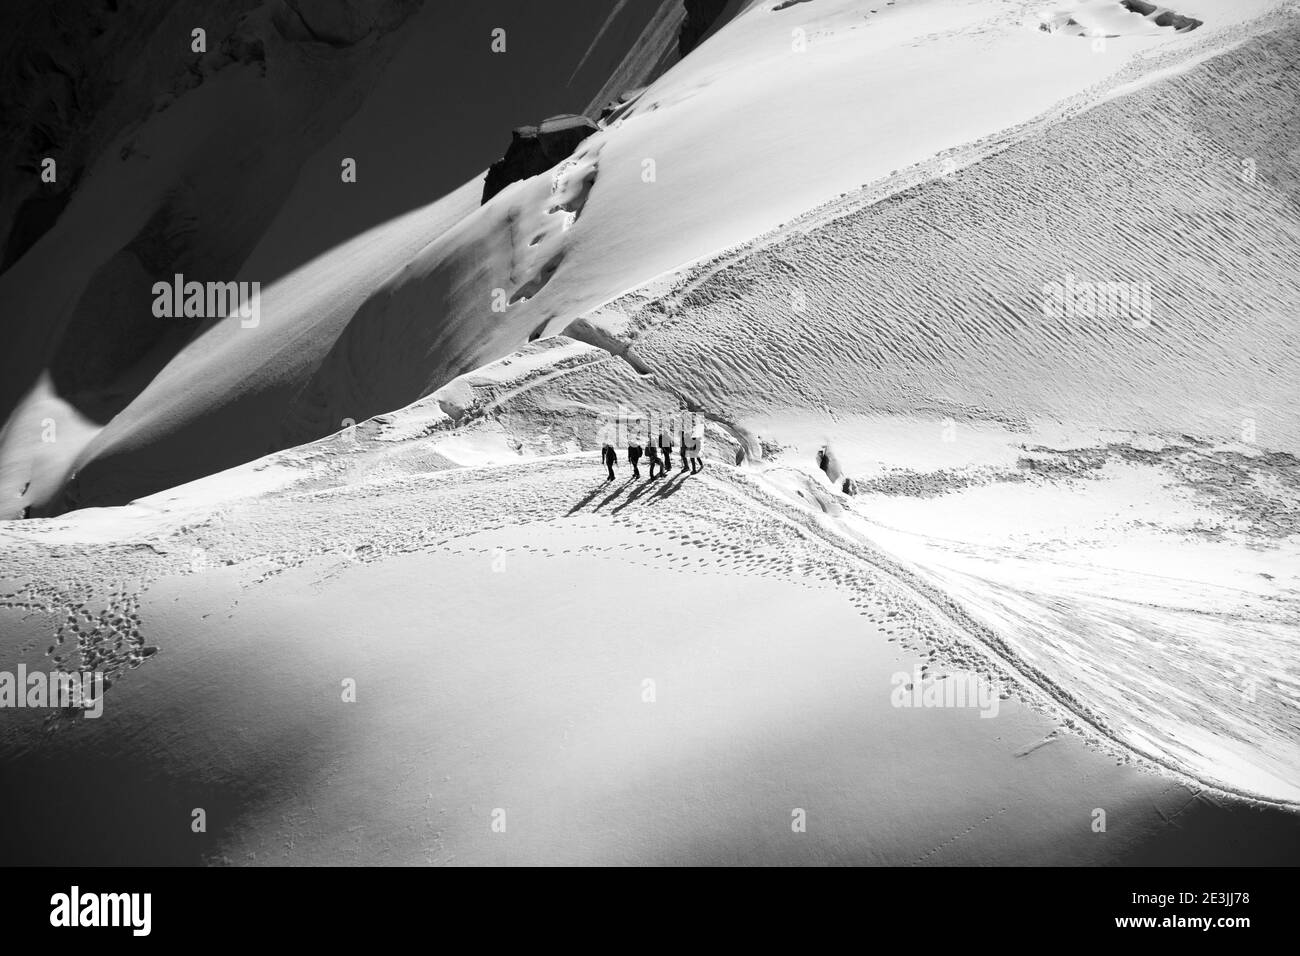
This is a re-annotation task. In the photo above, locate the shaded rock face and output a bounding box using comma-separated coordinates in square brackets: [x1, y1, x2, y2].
[281, 0, 397, 45]
[582, 0, 747, 123]
[0, 0, 423, 522]
[481, 114, 598, 204]
[0, 0, 417, 275]
[679, 0, 730, 58]
[0, 7, 418, 286]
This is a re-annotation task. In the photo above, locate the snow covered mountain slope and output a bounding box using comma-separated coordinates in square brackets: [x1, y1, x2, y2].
[8, 0, 1288, 517]
[498, 16, 1300, 804]
[576, 11, 1300, 447]
[0, 0, 681, 519]
[2, 388, 1296, 863]
[1, 0, 1298, 865]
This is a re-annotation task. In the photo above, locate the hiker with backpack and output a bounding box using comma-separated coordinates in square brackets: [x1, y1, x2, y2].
[646, 438, 664, 479]
[628, 440, 643, 479]
[689, 415, 705, 473]
[657, 424, 674, 473]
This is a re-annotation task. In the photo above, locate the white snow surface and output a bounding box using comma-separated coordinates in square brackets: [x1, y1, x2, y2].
[2, 0, 1299, 863]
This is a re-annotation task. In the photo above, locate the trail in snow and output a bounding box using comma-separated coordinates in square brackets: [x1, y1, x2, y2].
[3, 434, 1296, 808]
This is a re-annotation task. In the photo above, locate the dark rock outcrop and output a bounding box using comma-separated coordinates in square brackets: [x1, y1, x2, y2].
[679, 0, 731, 58]
[597, 87, 646, 125]
[581, 0, 745, 123]
[481, 114, 598, 204]
[1120, 1, 1203, 33]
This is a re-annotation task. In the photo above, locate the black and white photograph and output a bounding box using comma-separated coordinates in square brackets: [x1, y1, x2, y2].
[0, 0, 1297, 921]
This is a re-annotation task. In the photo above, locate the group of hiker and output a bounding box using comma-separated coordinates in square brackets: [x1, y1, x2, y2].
[601, 414, 706, 482]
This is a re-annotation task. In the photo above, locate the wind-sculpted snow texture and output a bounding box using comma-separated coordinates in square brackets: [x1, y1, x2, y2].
[597, 24, 1300, 448]
[518, 25, 1300, 804]
[2, 0, 1299, 865]
[16, 0, 1288, 517]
